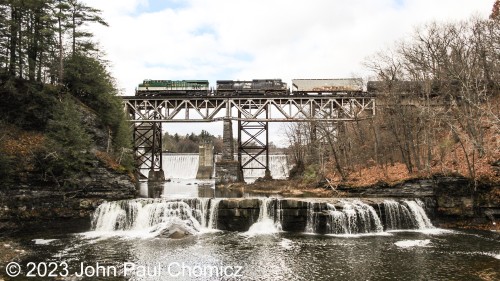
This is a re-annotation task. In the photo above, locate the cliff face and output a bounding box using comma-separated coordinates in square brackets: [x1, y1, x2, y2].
[0, 97, 136, 226]
[0, 164, 136, 221]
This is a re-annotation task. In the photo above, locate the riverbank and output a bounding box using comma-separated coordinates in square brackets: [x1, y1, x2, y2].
[218, 175, 499, 231]
[218, 179, 335, 197]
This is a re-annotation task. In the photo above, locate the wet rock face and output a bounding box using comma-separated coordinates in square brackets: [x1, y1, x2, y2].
[427, 177, 499, 223]
[217, 199, 261, 231]
[0, 166, 136, 222]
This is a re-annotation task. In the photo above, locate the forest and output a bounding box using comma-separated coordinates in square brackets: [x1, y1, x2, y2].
[0, 0, 133, 186]
[286, 7, 500, 186]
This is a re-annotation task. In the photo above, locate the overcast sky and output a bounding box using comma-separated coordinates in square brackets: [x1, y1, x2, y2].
[81, 0, 493, 146]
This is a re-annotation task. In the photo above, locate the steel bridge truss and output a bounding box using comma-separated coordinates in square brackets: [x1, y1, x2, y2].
[238, 104, 270, 178]
[123, 96, 375, 179]
[123, 96, 375, 122]
[132, 121, 163, 178]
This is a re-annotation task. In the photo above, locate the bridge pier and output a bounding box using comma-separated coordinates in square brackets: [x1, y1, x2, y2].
[196, 142, 214, 179]
[215, 118, 243, 184]
[148, 169, 165, 182]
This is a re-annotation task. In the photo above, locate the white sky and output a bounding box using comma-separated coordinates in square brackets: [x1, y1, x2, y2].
[81, 0, 493, 146]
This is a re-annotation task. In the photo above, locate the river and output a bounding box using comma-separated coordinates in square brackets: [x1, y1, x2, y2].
[7, 179, 500, 280]
[12, 222, 500, 280]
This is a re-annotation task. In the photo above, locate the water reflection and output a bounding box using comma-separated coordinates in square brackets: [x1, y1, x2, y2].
[137, 180, 282, 199]
[23, 229, 500, 281]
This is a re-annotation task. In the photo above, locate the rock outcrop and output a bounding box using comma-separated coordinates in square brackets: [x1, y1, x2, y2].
[0, 164, 136, 223]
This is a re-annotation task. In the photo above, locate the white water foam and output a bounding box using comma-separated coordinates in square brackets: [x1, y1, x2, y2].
[163, 154, 199, 179]
[449, 251, 500, 260]
[326, 232, 393, 238]
[394, 239, 431, 248]
[244, 198, 282, 236]
[387, 228, 456, 236]
[324, 200, 384, 235]
[280, 238, 294, 249]
[33, 239, 57, 245]
[88, 198, 221, 238]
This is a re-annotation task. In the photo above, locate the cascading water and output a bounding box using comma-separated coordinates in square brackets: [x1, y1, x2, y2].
[405, 199, 434, 228]
[207, 198, 221, 230]
[90, 198, 435, 237]
[382, 200, 415, 230]
[162, 154, 199, 179]
[245, 198, 282, 235]
[241, 155, 291, 179]
[324, 200, 384, 235]
[91, 198, 220, 237]
[305, 202, 321, 233]
[382, 199, 434, 230]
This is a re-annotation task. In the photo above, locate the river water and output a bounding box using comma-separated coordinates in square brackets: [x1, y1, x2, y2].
[7, 181, 500, 280]
[13, 223, 500, 280]
[6, 179, 500, 280]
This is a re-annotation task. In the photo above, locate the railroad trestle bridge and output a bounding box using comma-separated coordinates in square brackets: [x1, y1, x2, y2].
[123, 95, 376, 182]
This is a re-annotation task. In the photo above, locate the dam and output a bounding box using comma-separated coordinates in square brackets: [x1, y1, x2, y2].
[141, 153, 291, 182]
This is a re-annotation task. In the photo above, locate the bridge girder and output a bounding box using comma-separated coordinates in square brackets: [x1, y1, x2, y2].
[123, 96, 375, 122]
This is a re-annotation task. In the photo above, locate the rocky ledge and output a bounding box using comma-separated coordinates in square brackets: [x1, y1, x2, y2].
[0, 164, 136, 226]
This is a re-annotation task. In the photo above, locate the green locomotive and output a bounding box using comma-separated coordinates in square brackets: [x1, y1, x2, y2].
[136, 79, 210, 96]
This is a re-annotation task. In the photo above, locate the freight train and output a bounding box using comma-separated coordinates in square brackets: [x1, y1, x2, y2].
[135, 78, 364, 96]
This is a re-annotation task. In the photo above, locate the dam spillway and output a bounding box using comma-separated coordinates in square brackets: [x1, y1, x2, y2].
[141, 154, 291, 181]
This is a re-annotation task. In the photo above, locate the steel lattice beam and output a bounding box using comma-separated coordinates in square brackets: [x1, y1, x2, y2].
[132, 121, 162, 179]
[123, 96, 375, 122]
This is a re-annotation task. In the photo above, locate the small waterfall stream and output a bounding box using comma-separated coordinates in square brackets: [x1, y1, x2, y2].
[382, 199, 434, 230]
[207, 198, 221, 230]
[324, 201, 384, 235]
[245, 198, 283, 235]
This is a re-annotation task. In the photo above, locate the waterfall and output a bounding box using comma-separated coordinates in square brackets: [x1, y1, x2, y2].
[402, 199, 434, 229]
[90, 198, 434, 237]
[207, 199, 221, 229]
[324, 200, 384, 235]
[305, 202, 321, 234]
[275, 199, 283, 231]
[160, 154, 289, 180]
[245, 198, 282, 235]
[163, 154, 199, 179]
[91, 198, 220, 236]
[382, 199, 434, 230]
[240, 155, 290, 179]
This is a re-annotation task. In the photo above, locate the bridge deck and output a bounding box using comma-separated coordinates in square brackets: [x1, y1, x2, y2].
[123, 95, 376, 122]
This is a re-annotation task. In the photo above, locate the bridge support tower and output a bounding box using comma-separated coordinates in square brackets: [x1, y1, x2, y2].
[133, 121, 165, 182]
